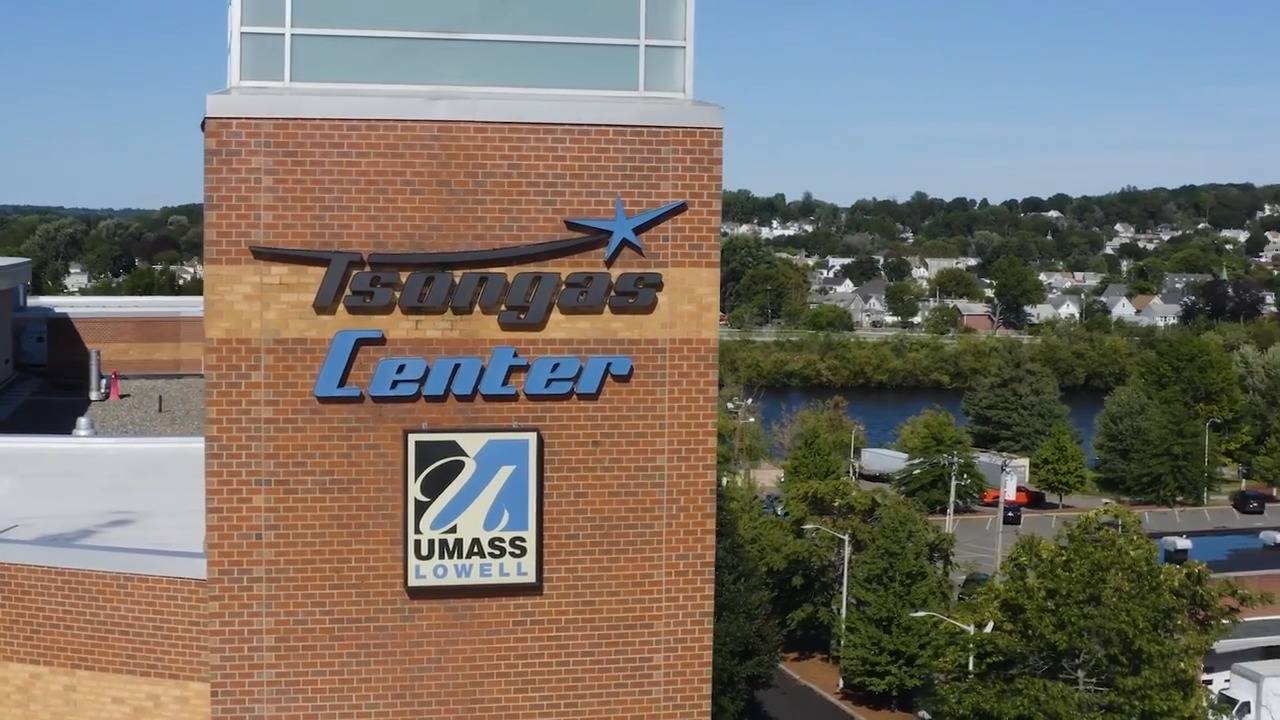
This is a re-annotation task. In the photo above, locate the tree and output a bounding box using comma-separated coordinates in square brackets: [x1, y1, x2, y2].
[1031, 423, 1087, 507]
[884, 281, 921, 322]
[922, 304, 961, 335]
[1136, 329, 1244, 458]
[1251, 417, 1280, 488]
[882, 256, 912, 282]
[712, 485, 782, 720]
[801, 304, 855, 332]
[928, 267, 983, 300]
[777, 397, 863, 519]
[82, 218, 141, 279]
[839, 492, 954, 707]
[988, 256, 1045, 328]
[1093, 383, 1205, 505]
[736, 257, 809, 326]
[961, 348, 1070, 455]
[929, 508, 1263, 719]
[1244, 231, 1269, 257]
[720, 234, 772, 313]
[19, 217, 88, 294]
[1181, 277, 1266, 324]
[838, 254, 881, 284]
[893, 407, 983, 510]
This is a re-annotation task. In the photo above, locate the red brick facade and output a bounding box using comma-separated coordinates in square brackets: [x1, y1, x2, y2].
[24, 315, 203, 381]
[201, 119, 722, 718]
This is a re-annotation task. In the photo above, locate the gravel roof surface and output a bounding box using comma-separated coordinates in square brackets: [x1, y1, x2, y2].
[85, 377, 204, 436]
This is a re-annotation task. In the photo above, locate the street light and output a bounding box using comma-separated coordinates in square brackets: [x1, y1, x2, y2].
[803, 523, 851, 691]
[1205, 417, 1224, 502]
[908, 611, 995, 673]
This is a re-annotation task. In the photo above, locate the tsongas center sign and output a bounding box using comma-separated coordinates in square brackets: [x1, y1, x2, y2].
[250, 197, 686, 402]
[404, 429, 542, 591]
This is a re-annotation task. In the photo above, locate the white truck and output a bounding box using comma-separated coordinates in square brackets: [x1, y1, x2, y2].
[1211, 659, 1280, 719]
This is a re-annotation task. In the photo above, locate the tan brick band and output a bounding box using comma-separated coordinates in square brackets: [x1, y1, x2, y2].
[0, 662, 209, 720]
[203, 264, 719, 341]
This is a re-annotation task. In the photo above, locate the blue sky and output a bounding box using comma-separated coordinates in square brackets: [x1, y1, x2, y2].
[1, 1, 1277, 209]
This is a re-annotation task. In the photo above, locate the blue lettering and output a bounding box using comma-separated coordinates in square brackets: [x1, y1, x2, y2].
[315, 333, 632, 400]
[432, 564, 449, 579]
[577, 357, 633, 397]
[314, 329, 384, 399]
[479, 563, 493, 578]
[453, 564, 474, 578]
[369, 357, 427, 398]
[524, 357, 582, 398]
[414, 565, 428, 580]
[422, 357, 484, 400]
[477, 346, 527, 397]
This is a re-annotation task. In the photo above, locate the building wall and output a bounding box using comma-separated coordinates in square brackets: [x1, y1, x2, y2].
[203, 118, 721, 719]
[17, 315, 203, 381]
[0, 564, 208, 718]
[0, 287, 13, 386]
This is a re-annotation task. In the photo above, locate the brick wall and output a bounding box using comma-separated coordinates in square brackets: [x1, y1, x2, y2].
[0, 564, 208, 717]
[32, 315, 203, 381]
[203, 119, 721, 719]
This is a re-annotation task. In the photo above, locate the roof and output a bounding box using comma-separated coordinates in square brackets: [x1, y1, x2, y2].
[0, 436, 204, 579]
[0, 256, 31, 291]
[19, 295, 203, 319]
[1151, 527, 1280, 575]
[1131, 294, 1156, 310]
[860, 448, 907, 475]
[952, 301, 992, 316]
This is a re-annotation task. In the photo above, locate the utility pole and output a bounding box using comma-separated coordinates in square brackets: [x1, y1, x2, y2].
[995, 462, 1012, 571]
[946, 453, 958, 534]
[848, 426, 859, 482]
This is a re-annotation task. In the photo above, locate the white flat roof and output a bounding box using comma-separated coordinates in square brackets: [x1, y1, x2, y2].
[0, 256, 31, 292]
[206, 86, 724, 128]
[0, 436, 204, 579]
[19, 295, 204, 318]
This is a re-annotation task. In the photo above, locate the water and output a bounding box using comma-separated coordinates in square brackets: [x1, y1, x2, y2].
[757, 387, 1106, 461]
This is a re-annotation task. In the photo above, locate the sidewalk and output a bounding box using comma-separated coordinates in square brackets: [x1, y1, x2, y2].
[781, 655, 916, 720]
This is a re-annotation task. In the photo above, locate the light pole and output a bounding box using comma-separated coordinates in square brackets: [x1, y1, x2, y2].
[1204, 417, 1223, 502]
[803, 523, 851, 691]
[908, 611, 994, 674]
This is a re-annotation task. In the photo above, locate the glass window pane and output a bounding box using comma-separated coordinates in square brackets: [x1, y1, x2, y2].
[644, 46, 684, 93]
[292, 0, 641, 39]
[291, 36, 640, 91]
[645, 0, 686, 41]
[240, 33, 285, 82]
[241, 0, 285, 27]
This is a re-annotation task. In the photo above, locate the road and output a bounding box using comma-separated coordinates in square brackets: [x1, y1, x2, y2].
[721, 328, 1037, 343]
[751, 669, 862, 720]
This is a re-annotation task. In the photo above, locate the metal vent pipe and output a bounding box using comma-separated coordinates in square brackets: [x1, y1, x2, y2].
[88, 349, 104, 401]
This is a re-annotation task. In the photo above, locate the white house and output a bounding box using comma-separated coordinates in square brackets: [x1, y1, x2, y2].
[1049, 295, 1081, 321]
[1136, 301, 1181, 327]
[1105, 295, 1137, 319]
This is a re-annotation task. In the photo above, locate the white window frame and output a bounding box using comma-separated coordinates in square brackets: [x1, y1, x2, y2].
[226, 0, 694, 98]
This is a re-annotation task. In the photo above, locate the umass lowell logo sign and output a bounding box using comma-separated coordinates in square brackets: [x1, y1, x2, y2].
[250, 198, 685, 402]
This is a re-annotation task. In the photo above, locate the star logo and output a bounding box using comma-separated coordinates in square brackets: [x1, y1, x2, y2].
[564, 197, 688, 266]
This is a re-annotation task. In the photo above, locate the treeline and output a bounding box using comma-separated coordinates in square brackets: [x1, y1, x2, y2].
[721, 321, 1280, 392]
[0, 204, 204, 295]
[732, 181, 1280, 254]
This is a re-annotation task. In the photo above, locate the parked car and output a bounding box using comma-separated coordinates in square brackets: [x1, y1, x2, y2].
[957, 572, 990, 601]
[981, 485, 1046, 508]
[1232, 489, 1268, 515]
[1002, 504, 1023, 526]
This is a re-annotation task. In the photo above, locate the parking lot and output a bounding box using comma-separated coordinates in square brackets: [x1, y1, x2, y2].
[940, 505, 1280, 575]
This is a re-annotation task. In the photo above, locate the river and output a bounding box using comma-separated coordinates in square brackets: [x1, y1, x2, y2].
[757, 388, 1107, 462]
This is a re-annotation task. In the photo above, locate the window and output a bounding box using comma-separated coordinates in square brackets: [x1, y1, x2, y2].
[230, 0, 693, 96]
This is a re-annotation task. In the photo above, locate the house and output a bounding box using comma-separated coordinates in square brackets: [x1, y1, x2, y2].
[849, 278, 888, 326]
[1114, 223, 1136, 237]
[1163, 274, 1212, 293]
[1049, 295, 1081, 321]
[1135, 301, 1181, 327]
[63, 263, 90, 292]
[818, 276, 855, 294]
[1130, 294, 1156, 312]
[1024, 302, 1059, 324]
[909, 256, 980, 282]
[952, 301, 996, 332]
[1099, 283, 1129, 299]
[1105, 295, 1138, 319]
